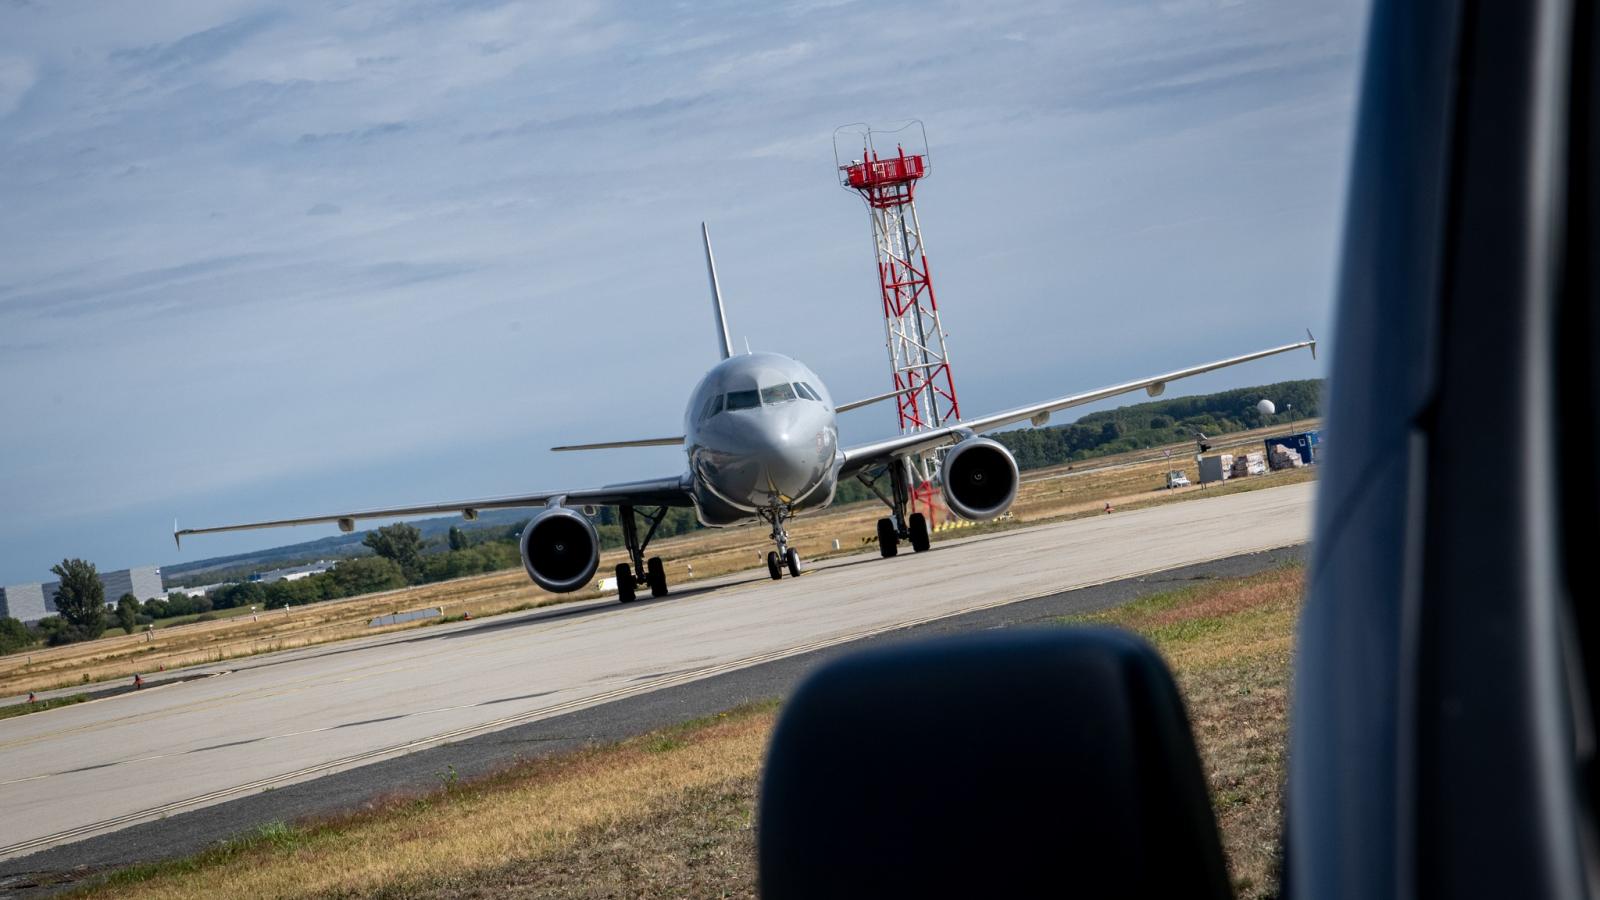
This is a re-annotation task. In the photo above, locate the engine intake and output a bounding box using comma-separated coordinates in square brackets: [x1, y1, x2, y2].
[941, 437, 1019, 521]
[519, 507, 600, 593]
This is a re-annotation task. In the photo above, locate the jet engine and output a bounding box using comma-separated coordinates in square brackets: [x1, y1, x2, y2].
[940, 437, 1019, 521]
[519, 507, 600, 593]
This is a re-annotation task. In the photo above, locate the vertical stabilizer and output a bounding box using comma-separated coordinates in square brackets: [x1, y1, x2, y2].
[703, 222, 733, 360]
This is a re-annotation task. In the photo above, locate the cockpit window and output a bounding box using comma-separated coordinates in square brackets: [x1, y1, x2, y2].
[724, 389, 760, 411]
[794, 382, 820, 402]
[760, 383, 798, 405]
[700, 393, 723, 421]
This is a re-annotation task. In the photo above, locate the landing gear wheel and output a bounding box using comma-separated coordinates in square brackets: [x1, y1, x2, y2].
[646, 556, 668, 598]
[909, 513, 931, 553]
[767, 551, 783, 581]
[615, 563, 636, 603]
[876, 517, 899, 558]
[785, 547, 802, 577]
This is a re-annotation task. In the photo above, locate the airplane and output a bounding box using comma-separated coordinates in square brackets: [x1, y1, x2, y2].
[175, 224, 1317, 603]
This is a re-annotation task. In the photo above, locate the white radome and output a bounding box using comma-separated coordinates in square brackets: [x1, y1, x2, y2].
[1257, 399, 1276, 416]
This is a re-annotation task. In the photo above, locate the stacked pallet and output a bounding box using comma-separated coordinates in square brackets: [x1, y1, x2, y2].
[1269, 444, 1305, 470]
[1232, 451, 1268, 477]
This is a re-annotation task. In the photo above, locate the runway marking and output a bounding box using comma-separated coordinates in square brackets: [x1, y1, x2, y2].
[0, 540, 1303, 860]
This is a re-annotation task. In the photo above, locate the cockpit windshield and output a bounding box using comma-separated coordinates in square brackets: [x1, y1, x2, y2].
[710, 382, 810, 418]
[760, 383, 797, 405]
[724, 389, 761, 411]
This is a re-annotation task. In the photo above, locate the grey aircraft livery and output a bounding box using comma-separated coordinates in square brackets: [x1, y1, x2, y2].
[177, 225, 1316, 602]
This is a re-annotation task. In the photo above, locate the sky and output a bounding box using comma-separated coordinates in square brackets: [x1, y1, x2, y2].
[0, 0, 1371, 585]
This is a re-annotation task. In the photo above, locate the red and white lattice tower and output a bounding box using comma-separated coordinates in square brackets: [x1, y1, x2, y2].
[835, 122, 961, 525]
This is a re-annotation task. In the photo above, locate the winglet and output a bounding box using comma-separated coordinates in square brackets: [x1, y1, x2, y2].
[173, 518, 181, 549]
[1307, 328, 1317, 360]
[703, 223, 733, 360]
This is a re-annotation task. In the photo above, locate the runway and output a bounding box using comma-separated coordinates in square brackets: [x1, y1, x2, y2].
[0, 481, 1313, 863]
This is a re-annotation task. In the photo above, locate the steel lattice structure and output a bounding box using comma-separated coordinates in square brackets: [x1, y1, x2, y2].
[836, 123, 961, 524]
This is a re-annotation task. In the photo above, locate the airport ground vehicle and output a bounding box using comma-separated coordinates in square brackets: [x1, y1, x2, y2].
[759, 2, 1599, 896]
[1166, 470, 1191, 489]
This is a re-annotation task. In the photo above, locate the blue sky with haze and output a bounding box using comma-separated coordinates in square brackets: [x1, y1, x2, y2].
[0, 0, 1369, 585]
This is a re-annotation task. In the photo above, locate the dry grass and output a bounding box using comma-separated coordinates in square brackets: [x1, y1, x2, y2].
[78, 705, 776, 900]
[3, 419, 1314, 702]
[1069, 563, 1304, 898]
[71, 563, 1305, 900]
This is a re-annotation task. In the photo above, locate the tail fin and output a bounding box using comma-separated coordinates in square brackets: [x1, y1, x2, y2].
[703, 223, 733, 360]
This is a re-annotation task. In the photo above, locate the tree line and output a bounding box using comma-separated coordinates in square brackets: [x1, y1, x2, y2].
[988, 378, 1322, 470]
[0, 510, 710, 654]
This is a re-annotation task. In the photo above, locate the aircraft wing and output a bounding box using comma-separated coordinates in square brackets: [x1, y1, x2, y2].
[174, 473, 694, 546]
[838, 336, 1316, 480]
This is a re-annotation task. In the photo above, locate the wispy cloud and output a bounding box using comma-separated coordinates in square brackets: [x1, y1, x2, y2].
[109, 11, 282, 73]
[297, 122, 409, 145]
[0, 53, 35, 117]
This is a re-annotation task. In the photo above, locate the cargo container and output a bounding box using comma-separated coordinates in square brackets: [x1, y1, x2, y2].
[1265, 430, 1322, 467]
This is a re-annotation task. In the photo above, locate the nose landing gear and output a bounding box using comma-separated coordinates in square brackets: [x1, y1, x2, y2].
[762, 505, 803, 580]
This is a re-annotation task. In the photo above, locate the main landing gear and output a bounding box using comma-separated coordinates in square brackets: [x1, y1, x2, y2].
[861, 458, 934, 559]
[615, 504, 670, 604]
[762, 505, 803, 581]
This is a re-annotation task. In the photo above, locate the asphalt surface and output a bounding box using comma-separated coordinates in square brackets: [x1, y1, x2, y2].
[0, 483, 1311, 892]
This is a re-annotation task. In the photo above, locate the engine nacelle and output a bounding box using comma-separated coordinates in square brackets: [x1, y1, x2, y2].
[941, 437, 1019, 521]
[519, 506, 600, 593]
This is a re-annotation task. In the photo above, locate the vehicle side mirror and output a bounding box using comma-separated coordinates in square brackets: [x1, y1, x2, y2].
[758, 628, 1232, 898]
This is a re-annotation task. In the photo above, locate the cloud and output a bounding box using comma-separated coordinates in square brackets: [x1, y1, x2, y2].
[297, 122, 409, 145]
[108, 11, 281, 74]
[306, 202, 341, 216]
[0, 54, 35, 117]
[461, 94, 712, 143]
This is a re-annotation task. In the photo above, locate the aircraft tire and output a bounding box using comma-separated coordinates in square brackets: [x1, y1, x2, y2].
[616, 563, 636, 603]
[785, 547, 802, 577]
[767, 551, 783, 580]
[909, 513, 931, 553]
[876, 517, 899, 558]
[647, 556, 668, 597]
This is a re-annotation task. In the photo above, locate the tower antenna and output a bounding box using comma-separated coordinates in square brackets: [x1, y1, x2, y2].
[834, 121, 961, 527]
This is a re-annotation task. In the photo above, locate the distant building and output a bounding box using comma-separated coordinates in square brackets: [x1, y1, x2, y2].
[165, 583, 228, 599]
[0, 584, 49, 623]
[249, 561, 335, 584]
[0, 566, 165, 624]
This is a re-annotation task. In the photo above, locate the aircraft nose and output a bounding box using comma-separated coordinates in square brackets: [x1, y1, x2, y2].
[755, 427, 826, 502]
